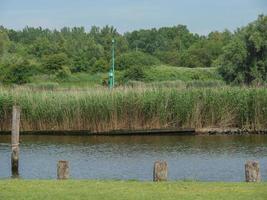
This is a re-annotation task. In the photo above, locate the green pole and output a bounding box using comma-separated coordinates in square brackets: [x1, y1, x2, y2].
[112, 39, 115, 88]
[109, 39, 115, 89]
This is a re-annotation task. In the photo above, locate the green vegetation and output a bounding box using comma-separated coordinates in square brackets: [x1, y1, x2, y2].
[0, 180, 266, 200]
[0, 15, 266, 86]
[217, 15, 267, 85]
[117, 51, 161, 70]
[142, 66, 220, 82]
[0, 15, 266, 132]
[0, 86, 266, 132]
[27, 65, 220, 88]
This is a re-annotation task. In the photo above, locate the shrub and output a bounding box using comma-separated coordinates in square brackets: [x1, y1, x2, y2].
[42, 53, 70, 73]
[154, 51, 181, 67]
[116, 51, 160, 70]
[56, 66, 72, 80]
[0, 55, 36, 84]
[123, 65, 146, 81]
[91, 58, 109, 73]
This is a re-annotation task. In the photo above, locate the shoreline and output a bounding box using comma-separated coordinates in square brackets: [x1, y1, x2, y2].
[0, 128, 267, 136]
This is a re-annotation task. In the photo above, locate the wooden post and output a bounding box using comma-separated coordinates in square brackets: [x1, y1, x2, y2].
[153, 161, 168, 182]
[11, 106, 20, 178]
[245, 161, 261, 182]
[57, 161, 69, 180]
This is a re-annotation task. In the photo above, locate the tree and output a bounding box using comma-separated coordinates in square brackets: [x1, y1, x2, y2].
[217, 15, 267, 84]
[43, 53, 70, 73]
[116, 51, 160, 70]
[180, 31, 232, 68]
[0, 28, 10, 57]
[91, 58, 109, 73]
[0, 55, 36, 84]
[216, 37, 248, 83]
[28, 37, 59, 58]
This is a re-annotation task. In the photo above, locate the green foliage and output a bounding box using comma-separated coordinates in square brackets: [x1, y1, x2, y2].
[186, 80, 226, 88]
[125, 25, 198, 54]
[116, 51, 160, 70]
[0, 55, 37, 84]
[123, 65, 146, 81]
[29, 66, 220, 88]
[143, 66, 221, 82]
[91, 58, 109, 73]
[217, 15, 267, 84]
[216, 37, 248, 84]
[154, 51, 181, 66]
[0, 28, 10, 57]
[55, 66, 72, 80]
[42, 53, 70, 73]
[0, 15, 265, 85]
[180, 31, 232, 68]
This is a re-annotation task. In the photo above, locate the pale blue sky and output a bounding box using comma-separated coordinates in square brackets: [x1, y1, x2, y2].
[0, 0, 266, 34]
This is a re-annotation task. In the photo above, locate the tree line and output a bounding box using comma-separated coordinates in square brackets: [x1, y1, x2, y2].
[0, 15, 266, 85]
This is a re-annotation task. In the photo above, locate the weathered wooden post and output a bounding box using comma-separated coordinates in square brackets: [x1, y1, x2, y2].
[153, 160, 168, 182]
[57, 160, 70, 180]
[11, 106, 20, 178]
[245, 161, 261, 182]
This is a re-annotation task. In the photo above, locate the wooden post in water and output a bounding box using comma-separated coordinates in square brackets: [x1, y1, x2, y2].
[11, 106, 20, 178]
[57, 161, 70, 180]
[245, 161, 261, 182]
[153, 161, 168, 182]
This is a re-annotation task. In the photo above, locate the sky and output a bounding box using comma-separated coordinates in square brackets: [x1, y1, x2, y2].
[0, 0, 266, 35]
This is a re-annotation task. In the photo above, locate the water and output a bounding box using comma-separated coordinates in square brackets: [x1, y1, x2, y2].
[0, 135, 266, 181]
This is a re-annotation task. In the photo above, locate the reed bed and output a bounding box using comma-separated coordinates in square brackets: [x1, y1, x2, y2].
[0, 86, 266, 132]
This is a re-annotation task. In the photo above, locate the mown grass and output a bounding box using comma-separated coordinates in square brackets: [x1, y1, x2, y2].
[0, 180, 266, 200]
[0, 86, 266, 132]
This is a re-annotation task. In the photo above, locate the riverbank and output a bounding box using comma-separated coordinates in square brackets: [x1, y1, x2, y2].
[0, 180, 266, 200]
[1, 128, 267, 136]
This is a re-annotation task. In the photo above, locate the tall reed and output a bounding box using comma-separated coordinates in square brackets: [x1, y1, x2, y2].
[0, 86, 266, 132]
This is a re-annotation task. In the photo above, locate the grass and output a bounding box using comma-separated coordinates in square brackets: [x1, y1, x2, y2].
[0, 180, 266, 200]
[29, 65, 221, 88]
[0, 86, 266, 132]
[143, 65, 221, 82]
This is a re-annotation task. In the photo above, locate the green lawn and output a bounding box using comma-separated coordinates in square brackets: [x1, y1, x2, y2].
[0, 180, 266, 200]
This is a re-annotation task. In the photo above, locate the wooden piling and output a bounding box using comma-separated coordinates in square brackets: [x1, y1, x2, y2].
[245, 161, 261, 182]
[153, 160, 168, 182]
[57, 161, 70, 180]
[11, 106, 20, 178]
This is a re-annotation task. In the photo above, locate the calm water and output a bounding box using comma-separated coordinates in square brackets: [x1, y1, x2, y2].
[0, 135, 267, 181]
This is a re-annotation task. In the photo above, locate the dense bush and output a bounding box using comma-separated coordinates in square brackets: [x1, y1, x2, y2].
[0, 55, 37, 84]
[91, 58, 109, 73]
[56, 66, 72, 80]
[0, 30, 10, 57]
[154, 51, 181, 66]
[42, 53, 70, 73]
[116, 51, 160, 70]
[123, 65, 146, 81]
